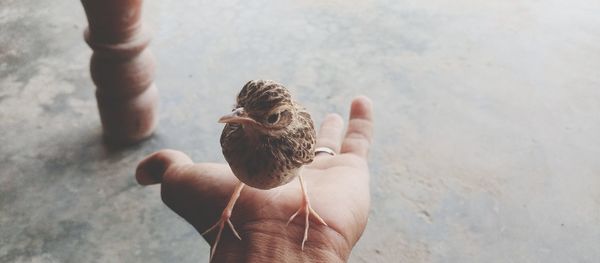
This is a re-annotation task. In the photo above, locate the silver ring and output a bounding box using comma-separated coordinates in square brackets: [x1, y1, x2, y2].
[315, 147, 336, 156]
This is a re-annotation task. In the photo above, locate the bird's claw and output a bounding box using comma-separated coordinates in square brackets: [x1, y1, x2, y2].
[202, 216, 242, 261]
[287, 195, 327, 250]
[202, 182, 245, 261]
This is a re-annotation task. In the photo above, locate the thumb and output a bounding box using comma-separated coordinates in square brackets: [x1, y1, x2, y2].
[135, 149, 194, 185]
[137, 150, 238, 232]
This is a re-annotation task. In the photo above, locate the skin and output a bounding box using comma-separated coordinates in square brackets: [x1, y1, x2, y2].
[136, 96, 374, 262]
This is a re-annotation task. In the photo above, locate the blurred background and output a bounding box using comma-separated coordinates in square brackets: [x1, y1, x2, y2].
[1, 0, 599, 262]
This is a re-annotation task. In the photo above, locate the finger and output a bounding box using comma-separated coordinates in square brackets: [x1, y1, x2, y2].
[160, 162, 238, 232]
[135, 149, 193, 185]
[161, 162, 238, 206]
[136, 150, 240, 237]
[340, 96, 374, 158]
[315, 113, 344, 157]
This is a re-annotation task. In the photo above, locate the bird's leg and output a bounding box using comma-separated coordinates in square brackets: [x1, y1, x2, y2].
[202, 181, 245, 260]
[286, 174, 327, 250]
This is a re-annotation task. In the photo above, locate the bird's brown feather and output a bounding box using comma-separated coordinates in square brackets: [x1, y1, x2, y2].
[220, 80, 315, 189]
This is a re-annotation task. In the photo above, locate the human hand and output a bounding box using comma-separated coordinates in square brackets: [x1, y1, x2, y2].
[136, 96, 373, 262]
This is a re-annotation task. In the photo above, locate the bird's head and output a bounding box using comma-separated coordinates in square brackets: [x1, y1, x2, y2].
[219, 80, 298, 137]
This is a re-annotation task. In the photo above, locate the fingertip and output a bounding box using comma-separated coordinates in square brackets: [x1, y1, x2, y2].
[340, 96, 374, 158]
[350, 96, 373, 121]
[136, 155, 166, 185]
[135, 149, 193, 185]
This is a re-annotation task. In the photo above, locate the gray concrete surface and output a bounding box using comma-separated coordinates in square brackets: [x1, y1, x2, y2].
[1, 0, 600, 262]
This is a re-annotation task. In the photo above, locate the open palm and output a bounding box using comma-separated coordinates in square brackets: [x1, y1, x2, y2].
[136, 96, 373, 261]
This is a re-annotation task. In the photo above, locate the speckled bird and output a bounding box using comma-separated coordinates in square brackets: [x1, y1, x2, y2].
[202, 80, 326, 260]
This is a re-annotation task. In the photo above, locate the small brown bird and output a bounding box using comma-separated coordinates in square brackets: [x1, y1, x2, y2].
[202, 80, 326, 259]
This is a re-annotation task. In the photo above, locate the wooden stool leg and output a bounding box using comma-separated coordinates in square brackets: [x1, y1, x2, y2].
[81, 0, 158, 145]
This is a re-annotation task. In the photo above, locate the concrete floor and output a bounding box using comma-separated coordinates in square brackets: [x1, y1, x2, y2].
[1, 0, 600, 262]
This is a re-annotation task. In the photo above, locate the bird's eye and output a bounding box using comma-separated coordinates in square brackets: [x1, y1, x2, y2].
[266, 112, 280, 124]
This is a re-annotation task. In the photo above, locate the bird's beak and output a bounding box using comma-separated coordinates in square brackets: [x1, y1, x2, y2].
[218, 107, 255, 124]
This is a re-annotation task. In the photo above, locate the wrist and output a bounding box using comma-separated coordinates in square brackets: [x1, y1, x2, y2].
[212, 220, 349, 262]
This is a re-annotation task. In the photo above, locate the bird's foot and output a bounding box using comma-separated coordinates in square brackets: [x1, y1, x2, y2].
[201, 182, 245, 261]
[286, 194, 327, 250]
[202, 211, 241, 260]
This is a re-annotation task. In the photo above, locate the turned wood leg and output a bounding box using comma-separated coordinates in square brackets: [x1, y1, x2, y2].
[81, 0, 158, 145]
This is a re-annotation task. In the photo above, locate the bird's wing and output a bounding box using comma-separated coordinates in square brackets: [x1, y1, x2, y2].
[291, 111, 316, 165]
